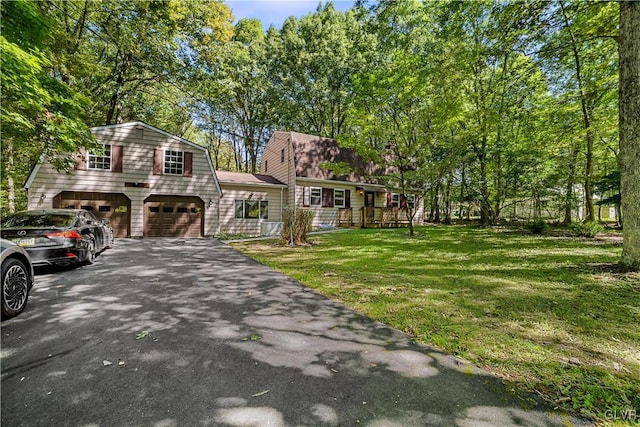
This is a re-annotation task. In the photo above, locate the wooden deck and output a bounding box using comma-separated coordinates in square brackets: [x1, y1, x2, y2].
[338, 207, 413, 228]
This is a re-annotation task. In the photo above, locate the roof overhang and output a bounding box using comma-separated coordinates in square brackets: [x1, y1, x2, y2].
[355, 184, 388, 193]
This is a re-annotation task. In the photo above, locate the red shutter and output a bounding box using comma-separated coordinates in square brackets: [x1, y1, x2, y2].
[322, 188, 334, 208]
[112, 145, 123, 172]
[75, 147, 87, 170]
[183, 152, 193, 177]
[153, 149, 163, 175]
[386, 192, 392, 207]
[345, 190, 351, 208]
[401, 195, 408, 209]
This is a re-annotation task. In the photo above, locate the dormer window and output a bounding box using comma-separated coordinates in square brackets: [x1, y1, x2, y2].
[88, 145, 111, 170]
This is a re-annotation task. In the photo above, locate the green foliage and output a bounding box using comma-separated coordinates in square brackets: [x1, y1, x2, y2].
[527, 219, 548, 235]
[572, 221, 605, 238]
[318, 161, 352, 177]
[281, 208, 313, 245]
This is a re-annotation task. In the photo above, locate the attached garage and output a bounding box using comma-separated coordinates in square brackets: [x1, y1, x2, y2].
[53, 191, 131, 238]
[144, 195, 204, 237]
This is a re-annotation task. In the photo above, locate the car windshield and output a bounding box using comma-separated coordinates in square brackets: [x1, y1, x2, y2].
[2, 212, 76, 228]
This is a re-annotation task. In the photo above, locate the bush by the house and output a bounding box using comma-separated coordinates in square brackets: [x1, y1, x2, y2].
[281, 208, 313, 245]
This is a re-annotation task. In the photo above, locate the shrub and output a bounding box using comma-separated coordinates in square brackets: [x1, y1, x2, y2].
[572, 221, 604, 238]
[527, 219, 548, 235]
[281, 208, 314, 245]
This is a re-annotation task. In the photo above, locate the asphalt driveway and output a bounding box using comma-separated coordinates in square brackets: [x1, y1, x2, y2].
[1, 238, 588, 427]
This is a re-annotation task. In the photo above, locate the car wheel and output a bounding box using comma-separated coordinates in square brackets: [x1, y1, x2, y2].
[1, 258, 30, 318]
[85, 239, 96, 265]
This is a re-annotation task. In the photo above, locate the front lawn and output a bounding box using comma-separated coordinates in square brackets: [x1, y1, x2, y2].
[231, 225, 639, 424]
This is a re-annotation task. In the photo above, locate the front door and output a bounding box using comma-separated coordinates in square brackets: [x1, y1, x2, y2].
[365, 191, 375, 222]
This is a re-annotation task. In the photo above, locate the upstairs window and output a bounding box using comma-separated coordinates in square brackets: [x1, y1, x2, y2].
[281, 148, 285, 163]
[164, 150, 183, 175]
[88, 145, 111, 170]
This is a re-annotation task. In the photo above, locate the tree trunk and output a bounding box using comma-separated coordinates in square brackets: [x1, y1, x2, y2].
[619, 1, 640, 270]
[563, 146, 580, 225]
[560, 1, 595, 222]
[433, 181, 441, 223]
[444, 172, 453, 224]
[478, 137, 490, 225]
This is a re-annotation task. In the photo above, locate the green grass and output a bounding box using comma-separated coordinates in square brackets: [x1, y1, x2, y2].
[231, 225, 640, 424]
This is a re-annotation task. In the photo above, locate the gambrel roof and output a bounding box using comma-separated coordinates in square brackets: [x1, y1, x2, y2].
[283, 131, 385, 184]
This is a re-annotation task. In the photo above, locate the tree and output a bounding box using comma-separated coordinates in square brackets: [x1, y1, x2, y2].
[0, 0, 94, 216]
[619, 1, 640, 270]
[270, 3, 374, 138]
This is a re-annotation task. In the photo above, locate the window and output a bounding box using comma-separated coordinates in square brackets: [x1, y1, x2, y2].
[280, 148, 285, 163]
[264, 160, 268, 173]
[310, 187, 321, 206]
[88, 145, 111, 170]
[164, 150, 183, 175]
[391, 194, 400, 208]
[235, 200, 269, 219]
[98, 206, 111, 212]
[407, 194, 416, 210]
[334, 189, 346, 208]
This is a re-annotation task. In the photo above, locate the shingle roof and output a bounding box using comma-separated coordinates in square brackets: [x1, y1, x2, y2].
[216, 171, 286, 186]
[288, 131, 384, 184]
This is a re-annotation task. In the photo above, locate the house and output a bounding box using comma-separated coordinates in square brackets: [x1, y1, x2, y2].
[25, 122, 221, 238]
[216, 171, 287, 235]
[259, 131, 424, 229]
[25, 125, 423, 238]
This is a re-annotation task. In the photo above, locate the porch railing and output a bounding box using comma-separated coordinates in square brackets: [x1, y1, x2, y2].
[359, 207, 411, 228]
[338, 208, 353, 227]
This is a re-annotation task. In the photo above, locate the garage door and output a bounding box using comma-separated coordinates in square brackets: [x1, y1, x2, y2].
[53, 191, 131, 238]
[144, 195, 203, 237]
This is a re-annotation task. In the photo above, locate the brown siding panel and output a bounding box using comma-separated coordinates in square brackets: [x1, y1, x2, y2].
[153, 149, 163, 175]
[112, 145, 123, 172]
[183, 152, 193, 177]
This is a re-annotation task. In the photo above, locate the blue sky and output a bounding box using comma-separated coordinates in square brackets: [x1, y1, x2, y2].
[225, 0, 356, 30]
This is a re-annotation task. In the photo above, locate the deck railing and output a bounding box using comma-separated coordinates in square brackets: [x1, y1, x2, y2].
[359, 207, 412, 228]
[338, 208, 353, 227]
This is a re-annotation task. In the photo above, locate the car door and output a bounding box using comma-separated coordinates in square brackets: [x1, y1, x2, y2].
[84, 211, 105, 250]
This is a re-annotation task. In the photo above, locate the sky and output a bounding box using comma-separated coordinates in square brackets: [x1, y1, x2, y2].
[225, 0, 357, 30]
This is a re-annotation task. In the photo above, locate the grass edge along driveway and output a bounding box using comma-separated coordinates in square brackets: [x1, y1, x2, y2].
[231, 225, 640, 425]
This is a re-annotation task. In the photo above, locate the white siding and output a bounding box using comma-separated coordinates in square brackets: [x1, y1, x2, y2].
[218, 183, 284, 235]
[260, 132, 295, 208]
[294, 181, 362, 227]
[27, 123, 220, 237]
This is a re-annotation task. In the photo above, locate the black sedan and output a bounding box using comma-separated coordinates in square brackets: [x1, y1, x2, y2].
[1, 239, 34, 318]
[1, 209, 114, 267]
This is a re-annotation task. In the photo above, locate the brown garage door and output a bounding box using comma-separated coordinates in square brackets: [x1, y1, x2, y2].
[53, 191, 131, 238]
[144, 195, 203, 237]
